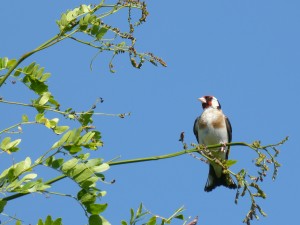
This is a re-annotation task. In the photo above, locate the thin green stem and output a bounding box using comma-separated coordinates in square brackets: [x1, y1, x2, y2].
[0, 99, 129, 117]
[108, 142, 251, 166]
[0, 35, 60, 87]
[0, 121, 36, 135]
[69, 36, 102, 49]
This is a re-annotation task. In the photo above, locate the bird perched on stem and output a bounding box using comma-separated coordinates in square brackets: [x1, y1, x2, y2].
[193, 96, 237, 192]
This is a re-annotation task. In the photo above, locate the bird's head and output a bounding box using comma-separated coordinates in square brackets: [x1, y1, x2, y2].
[198, 96, 221, 110]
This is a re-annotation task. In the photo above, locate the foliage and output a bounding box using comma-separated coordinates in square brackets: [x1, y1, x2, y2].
[0, 0, 286, 225]
[0, 1, 166, 224]
[121, 204, 185, 225]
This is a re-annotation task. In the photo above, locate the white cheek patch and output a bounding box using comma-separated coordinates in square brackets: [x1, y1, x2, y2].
[211, 98, 220, 108]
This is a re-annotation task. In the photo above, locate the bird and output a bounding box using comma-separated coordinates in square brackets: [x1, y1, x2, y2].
[193, 95, 237, 192]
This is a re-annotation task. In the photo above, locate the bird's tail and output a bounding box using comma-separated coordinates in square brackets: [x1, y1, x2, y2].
[204, 164, 237, 192]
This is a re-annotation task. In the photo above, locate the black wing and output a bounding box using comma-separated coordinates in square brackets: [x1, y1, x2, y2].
[225, 116, 232, 159]
[193, 117, 200, 143]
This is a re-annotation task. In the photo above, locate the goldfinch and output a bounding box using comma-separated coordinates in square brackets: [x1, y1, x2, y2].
[193, 96, 237, 192]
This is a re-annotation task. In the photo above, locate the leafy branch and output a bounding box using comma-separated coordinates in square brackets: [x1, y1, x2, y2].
[0, 1, 165, 87]
[0, 136, 286, 224]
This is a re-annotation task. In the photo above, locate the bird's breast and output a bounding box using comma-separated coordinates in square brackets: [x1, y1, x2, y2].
[196, 108, 228, 145]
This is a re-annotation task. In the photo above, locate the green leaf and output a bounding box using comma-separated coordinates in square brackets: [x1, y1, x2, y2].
[77, 131, 95, 145]
[96, 27, 108, 40]
[22, 173, 37, 181]
[40, 72, 51, 82]
[147, 216, 157, 225]
[51, 130, 73, 149]
[79, 19, 88, 30]
[0, 199, 7, 213]
[83, 14, 91, 23]
[79, 192, 96, 205]
[98, 191, 107, 197]
[5, 138, 21, 151]
[52, 218, 63, 225]
[93, 163, 110, 173]
[68, 128, 82, 143]
[121, 221, 127, 225]
[87, 203, 108, 215]
[174, 214, 184, 220]
[66, 11, 75, 21]
[35, 67, 44, 79]
[0, 167, 10, 180]
[73, 168, 94, 183]
[79, 112, 94, 126]
[226, 159, 237, 168]
[10, 173, 37, 190]
[99, 216, 110, 225]
[130, 208, 134, 224]
[25, 62, 36, 74]
[44, 119, 54, 128]
[45, 215, 52, 225]
[80, 177, 98, 188]
[1, 57, 8, 68]
[85, 142, 103, 150]
[1, 137, 11, 149]
[91, 25, 100, 35]
[14, 69, 22, 77]
[35, 182, 51, 192]
[70, 164, 86, 177]
[32, 64, 39, 75]
[43, 155, 53, 165]
[14, 157, 31, 177]
[29, 78, 48, 95]
[63, 145, 82, 154]
[39, 92, 51, 105]
[80, 4, 91, 13]
[61, 158, 78, 173]
[53, 126, 69, 135]
[51, 159, 64, 169]
[22, 114, 29, 122]
[60, 13, 68, 26]
[15, 220, 22, 225]
[35, 113, 45, 122]
[89, 215, 102, 225]
[37, 219, 43, 225]
[136, 203, 143, 218]
[85, 158, 103, 167]
[20, 181, 36, 192]
[7, 59, 17, 68]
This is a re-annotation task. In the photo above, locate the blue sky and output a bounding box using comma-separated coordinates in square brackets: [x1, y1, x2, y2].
[0, 0, 299, 224]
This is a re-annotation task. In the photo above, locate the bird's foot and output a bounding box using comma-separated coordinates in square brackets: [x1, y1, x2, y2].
[220, 142, 227, 152]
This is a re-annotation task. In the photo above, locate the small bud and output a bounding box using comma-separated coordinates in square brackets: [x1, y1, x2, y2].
[18, 126, 22, 132]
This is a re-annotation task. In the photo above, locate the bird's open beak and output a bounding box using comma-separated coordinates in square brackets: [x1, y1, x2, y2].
[198, 97, 206, 103]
